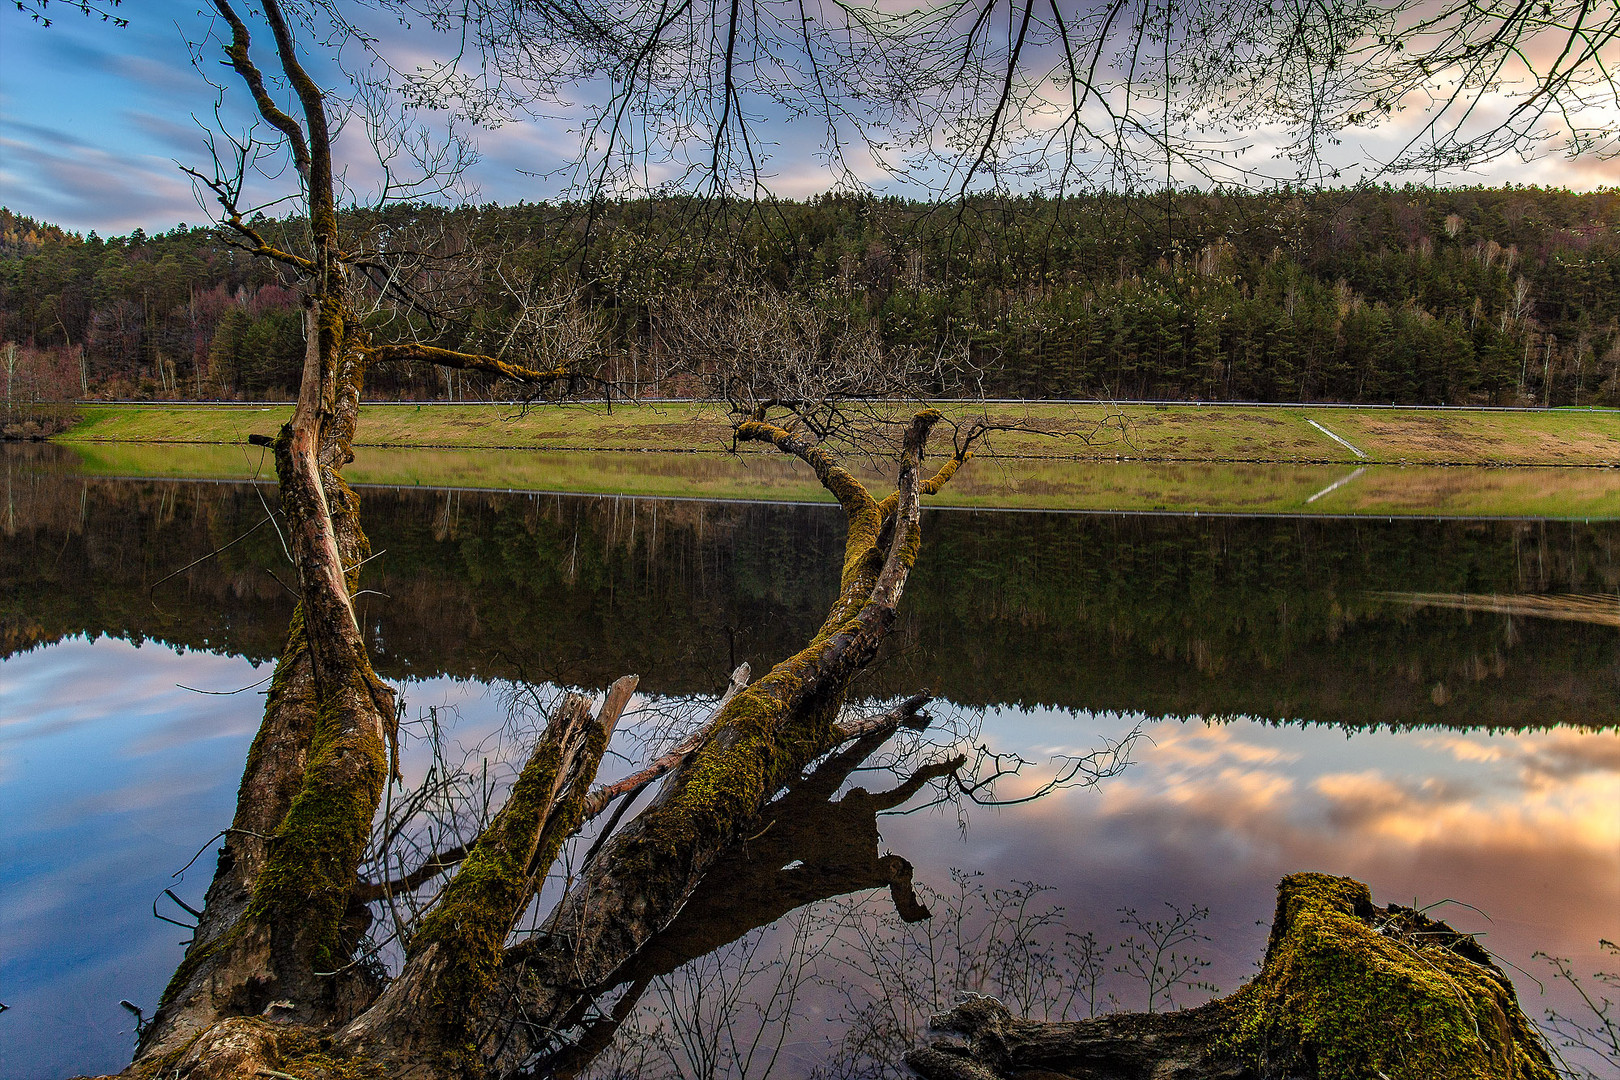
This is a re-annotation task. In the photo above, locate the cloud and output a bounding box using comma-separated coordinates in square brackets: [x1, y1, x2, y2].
[1421, 728, 1620, 785]
[125, 110, 210, 157]
[0, 136, 197, 234]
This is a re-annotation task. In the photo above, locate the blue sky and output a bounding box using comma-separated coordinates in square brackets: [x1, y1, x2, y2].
[0, 1, 580, 233]
[1, 2, 1613, 236]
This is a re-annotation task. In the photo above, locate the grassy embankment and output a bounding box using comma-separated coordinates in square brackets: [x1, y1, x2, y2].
[55, 402, 1620, 517]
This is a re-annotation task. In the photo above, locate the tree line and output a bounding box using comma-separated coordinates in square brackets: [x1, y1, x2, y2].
[2, 186, 1617, 408]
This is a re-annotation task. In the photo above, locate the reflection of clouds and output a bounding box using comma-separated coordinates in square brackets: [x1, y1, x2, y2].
[1148, 721, 1304, 770]
[2, 638, 264, 752]
[1418, 732, 1507, 764]
[1312, 766, 1620, 854]
[887, 710, 1620, 1033]
[1420, 727, 1620, 786]
[1516, 730, 1620, 783]
[1, 638, 269, 1079]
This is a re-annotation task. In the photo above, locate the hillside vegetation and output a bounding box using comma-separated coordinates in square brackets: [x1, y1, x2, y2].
[2, 187, 1617, 407]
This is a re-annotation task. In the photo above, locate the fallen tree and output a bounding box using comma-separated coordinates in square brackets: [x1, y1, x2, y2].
[82, 9, 989, 1071]
[907, 872, 1561, 1080]
[109, 403, 975, 1080]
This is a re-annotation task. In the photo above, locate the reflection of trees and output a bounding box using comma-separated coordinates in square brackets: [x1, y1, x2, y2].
[812, 876, 1128, 1080]
[492, 710, 1165, 1080]
[565, 852, 1223, 1080]
[6, 458, 1617, 728]
[544, 717, 963, 1077]
[1537, 941, 1620, 1080]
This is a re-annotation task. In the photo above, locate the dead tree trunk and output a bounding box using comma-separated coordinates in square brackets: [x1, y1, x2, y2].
[118, 403, 973, 1079]
[134, 1, 595, 1065]
[137, 200, 397, 1060]
[906, 873, 1561, 1080]
[112, 4, 985, 1077]
[542, 697, 962, 1079]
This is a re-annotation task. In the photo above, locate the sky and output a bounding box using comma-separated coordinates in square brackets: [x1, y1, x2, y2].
[1, 1, 1614, 236]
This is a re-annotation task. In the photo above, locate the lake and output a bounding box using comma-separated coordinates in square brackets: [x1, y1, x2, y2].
[2, 443, 1617, 1079]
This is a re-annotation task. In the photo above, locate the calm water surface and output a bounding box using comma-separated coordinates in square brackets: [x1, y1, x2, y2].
[2, 446, 1617, 1078]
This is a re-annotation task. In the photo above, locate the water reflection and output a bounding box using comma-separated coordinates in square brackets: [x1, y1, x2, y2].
[2, 449, 1617, 1078]
[3, 637, 1616, 1079]
[5, 452, 1617, 726]
[56, 439, 1620, 518]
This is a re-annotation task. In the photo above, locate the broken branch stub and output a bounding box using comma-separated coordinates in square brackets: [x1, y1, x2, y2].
[339, 676, 637, 1067]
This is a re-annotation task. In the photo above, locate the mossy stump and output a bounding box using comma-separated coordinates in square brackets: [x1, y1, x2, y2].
[1231, 872, 1559, 1080]
[908, 872, 1559, 1080]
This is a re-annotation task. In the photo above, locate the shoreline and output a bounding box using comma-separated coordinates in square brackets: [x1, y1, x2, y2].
[53, 401, 1620, 468]
[29, 441, 1619, 519]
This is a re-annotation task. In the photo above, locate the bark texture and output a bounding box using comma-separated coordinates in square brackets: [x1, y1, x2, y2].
[470, 410, 966, 1074]
[138, 259, 393, 1061]
[906, 872, 1560, 1080]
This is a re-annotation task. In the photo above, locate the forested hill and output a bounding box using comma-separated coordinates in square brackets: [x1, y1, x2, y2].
[2, 187, 1616, 407]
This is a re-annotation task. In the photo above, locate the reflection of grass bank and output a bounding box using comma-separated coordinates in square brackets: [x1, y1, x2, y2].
[61, 443, 1620, 518]
[58, 402, 1620, 466]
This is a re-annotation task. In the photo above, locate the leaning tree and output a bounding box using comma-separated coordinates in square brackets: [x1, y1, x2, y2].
[17, 0, 1609, 1075]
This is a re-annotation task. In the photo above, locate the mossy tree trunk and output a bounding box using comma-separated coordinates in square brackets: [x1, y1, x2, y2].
[130, 1, 592, 1068]
[453, 409, 970, 1074]
[136, 1, 395, 1042]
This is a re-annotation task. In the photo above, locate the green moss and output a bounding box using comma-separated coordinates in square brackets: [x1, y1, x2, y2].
[1230, 873, 1559, 1080]
[611, 419, 949, 872]
[248, 667, 389, 973]
[126, 1035, 198, 1079]
[617, 627, 848, 881]
[410, 741, 561, 1020]
[278, 1027, 389, 1080]
[406, 706, 609, 1068]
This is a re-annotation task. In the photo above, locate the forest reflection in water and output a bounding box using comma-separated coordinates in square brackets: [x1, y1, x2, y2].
[1, 448, 1617, 1078]
[6, 444, 1618, 725]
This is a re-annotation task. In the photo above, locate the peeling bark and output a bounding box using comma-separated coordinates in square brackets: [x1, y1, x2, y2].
[137, 311, 392, 1057]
